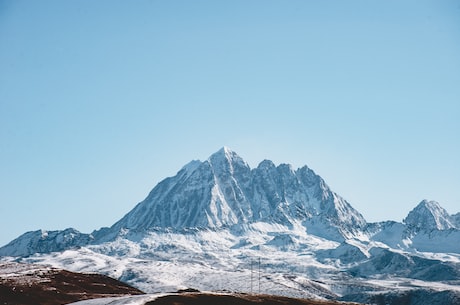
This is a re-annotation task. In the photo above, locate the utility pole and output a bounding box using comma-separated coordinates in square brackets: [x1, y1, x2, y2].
[250, 259, 253, 294]
[258, 257, 261, 294]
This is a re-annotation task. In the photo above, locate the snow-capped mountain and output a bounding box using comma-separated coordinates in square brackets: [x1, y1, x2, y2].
[366, 199, 460, 254]
[1, 148, 459, 305]
[0, 228, 93, 257]
[404, 199, 457, 231]
[105, 147, 365, 241]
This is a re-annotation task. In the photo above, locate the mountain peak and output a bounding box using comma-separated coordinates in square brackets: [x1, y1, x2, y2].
[404, 200, 455, 231]
[220, 145, 232, 155]
[210, 146, 239, 160]
[419, 199, 441, 209]
[208, 147, 249, 174]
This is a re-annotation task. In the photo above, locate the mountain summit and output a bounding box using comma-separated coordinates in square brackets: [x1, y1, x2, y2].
[404, 199, 456, 230]
[108, 147, 366, 239]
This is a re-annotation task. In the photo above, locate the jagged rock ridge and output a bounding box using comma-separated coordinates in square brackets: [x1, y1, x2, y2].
[109, 147, 366, 237]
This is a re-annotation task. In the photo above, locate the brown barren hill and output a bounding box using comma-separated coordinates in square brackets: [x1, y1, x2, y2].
[148, 292, 363, 305]
[0, 262, 144, 305]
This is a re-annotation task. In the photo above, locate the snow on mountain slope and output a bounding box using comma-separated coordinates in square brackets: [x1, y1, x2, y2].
[340, 288, 460, 305]
[410, 229, 460, 253]
[16, 228, 341, 299]
[348, 247, 460, 281]
[68, 295, 160, 305]
[12, 230, 460, 304]
[366, 221, 410, 249]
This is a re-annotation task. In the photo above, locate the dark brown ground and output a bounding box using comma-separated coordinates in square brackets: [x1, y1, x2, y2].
[0, 263, 364, 305]
[147, 292, 362, 305]
[0, 264, 144, 305]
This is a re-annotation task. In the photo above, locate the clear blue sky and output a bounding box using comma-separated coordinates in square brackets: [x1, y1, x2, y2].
[1, 0, 459, 246]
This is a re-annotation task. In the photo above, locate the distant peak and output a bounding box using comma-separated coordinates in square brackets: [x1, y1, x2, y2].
[411, 199, 446, 215]
[414, 200, 446, 215]
[404, 199, 455, 230]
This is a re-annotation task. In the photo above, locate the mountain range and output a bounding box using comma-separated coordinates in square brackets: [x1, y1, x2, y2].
[1, 147, 459, 305]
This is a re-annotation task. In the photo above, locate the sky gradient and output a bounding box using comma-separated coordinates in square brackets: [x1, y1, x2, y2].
[1, 0, 459, 246]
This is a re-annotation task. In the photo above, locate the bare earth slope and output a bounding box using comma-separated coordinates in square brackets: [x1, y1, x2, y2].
[0, 262, 144, 305]
[147, 292, 360, 305]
